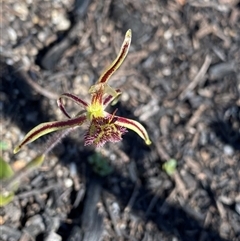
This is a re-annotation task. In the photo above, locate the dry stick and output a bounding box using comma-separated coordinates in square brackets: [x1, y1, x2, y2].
[111, 145, 130, 162]
[19, 68, 59, 99]
[158, 188, 177, 214]
[179, 55, 212, 100]
[216, 200, 227, 220]
[186, 104, 208, 128]
[173, 171, 189, 200]
[16, 182, 63, 199]
[124, 182, 140, 213]
[189, 1, 229, 11]
[102, 194, 122, 237]
[145, 193, 160, 217]
[155, 141, 170, 161]
[177, 196, 205, 222]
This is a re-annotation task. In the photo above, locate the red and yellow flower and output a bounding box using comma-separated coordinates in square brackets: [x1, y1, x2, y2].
[14, 30, 151, 154]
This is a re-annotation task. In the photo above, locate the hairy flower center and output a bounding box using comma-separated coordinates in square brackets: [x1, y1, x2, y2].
[84, 116, 127, 147]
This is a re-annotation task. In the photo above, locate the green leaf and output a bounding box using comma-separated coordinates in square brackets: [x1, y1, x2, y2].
[88, 152, 113, 176]
[0, 192, 15, 207]
[0, 156, 14, 180]
[163, 159, 177, 176]
[25, 155, 45, 169]
[0, 141, 8, 150]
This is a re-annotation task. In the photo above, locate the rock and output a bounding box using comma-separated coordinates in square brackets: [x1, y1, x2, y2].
[235, 202, 240, 215]
[24, 215, 45, 238]
[45, 231, 62, 241]
[13, 3, 29, 21]
[51, 10, 71, 31]
[7, 27, 17, 42]
[223, 145, 234, 156]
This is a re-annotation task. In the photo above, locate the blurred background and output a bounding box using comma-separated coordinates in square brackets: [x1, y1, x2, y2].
[1, 0, 240, 240]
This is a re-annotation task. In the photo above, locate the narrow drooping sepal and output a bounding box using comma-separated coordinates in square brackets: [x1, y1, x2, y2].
[114, 116, 152, 145]
[14, 115, 87, 153]
[84, 116, 127, 147]
[97, 29, 131, 84]
[103, 89, 121, 109]
[57, 93, 88, 118]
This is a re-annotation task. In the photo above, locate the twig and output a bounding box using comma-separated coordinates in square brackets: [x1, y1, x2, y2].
[103, 194, 122, 237]
[16, 182, 63, 199]
[18, 68, 59, 99]
[155, 141, 170, 161]
[186, 104, 208, 128]
[179, 55, 212, 100]
[124, 182, 140, 213]
[145, 193, 159, 217]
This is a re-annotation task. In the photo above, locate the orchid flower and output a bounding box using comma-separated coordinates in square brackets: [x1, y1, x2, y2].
[14, 30, 151, 154]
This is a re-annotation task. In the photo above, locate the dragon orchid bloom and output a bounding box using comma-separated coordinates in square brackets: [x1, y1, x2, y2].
[14, 30, 151, 154]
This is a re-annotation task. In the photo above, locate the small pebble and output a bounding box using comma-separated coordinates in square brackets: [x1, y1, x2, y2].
[29, 47, 38, 56]
[100, 35, 107, 43]
[51, 10, 71, 31]
[112, 202, 120, 215]
[45, 231, 62, 241]
[159, 53, 168, 64]
[6, 58, 14, 65]
[4, 203, 21, 223]
[223, 145, 234, 156]
[13, 3, 29, 21]
[209, 62, 235, 80]
[235, 203, 240, 215]
[121, 92, 129, 102]
[64, 178, 73, 188]
[7, 27, 17, 42]
[82, 73, 90, 83]
[0, 216, 5, 225]
[32, 15, 40, 24]
[164, 29, 172, 40]
[219, 195, 234, 205]
[22, 55, 31, 68]
[69, 162, 77, 176]
[38, 31, 47, 42]
[162, 67, 171, 76]
[56, 169, 64, 177]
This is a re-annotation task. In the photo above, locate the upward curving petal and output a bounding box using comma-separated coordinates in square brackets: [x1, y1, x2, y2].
[114, 115, 152, 145]
[103, 89, 122, 109]
[98, 29, 131, 84]
[57, 93, 88, 118]
[14, 115, 87, 154]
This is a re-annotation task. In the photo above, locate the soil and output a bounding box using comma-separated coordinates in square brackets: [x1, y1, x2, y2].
[1, 0, 240, 241]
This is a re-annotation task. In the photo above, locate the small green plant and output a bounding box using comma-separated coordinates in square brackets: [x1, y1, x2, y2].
[0, 141, 8, 150]
[162, 159, 177, 176]
[0, 157, 14, 179]
[14, 30, 151, 154]
[0, 157, 15, 206]
[0, 155, 44, 206]
[88, 152, 113, 176]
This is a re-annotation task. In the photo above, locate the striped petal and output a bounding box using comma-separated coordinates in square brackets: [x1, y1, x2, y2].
[103, 89, 122, 109]
[14, 115, 87, 153]
[114, 116, 152, 145]
[98, 29, 131, 84]
[57, 93, 88, 118]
